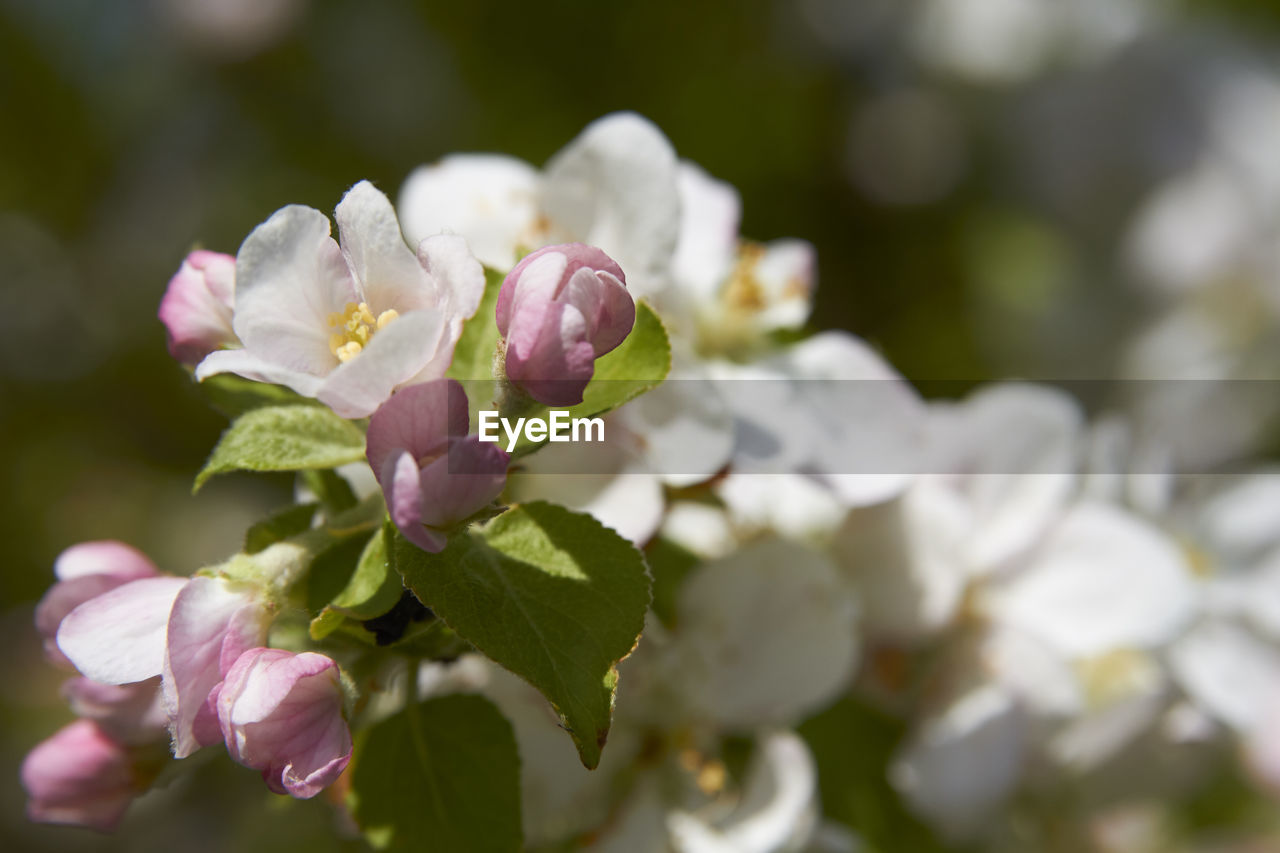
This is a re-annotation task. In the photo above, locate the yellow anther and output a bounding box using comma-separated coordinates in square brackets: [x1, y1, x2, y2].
[327, 300, 395, 361]
[335, 341, 363, 363]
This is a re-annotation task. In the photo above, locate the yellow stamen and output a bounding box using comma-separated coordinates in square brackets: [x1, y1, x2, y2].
[327, 300, 399, 361]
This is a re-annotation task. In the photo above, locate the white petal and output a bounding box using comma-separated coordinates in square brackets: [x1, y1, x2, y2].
[543, 112, 680, 299]
[991, 503, 1195, 657]
[891, 684, 1025, 841]
[334, 180, 432, 314]
[1186, 470, 1280, 567]
[668, 732, 818, 853]
[833, 481, 970, 641]
[728, 333, 927, 486]
[1169, 619, 1280, 732]
[715, 473, 845, 541]
[671, 160, 741, 303]
[675, 539, 859, 728]
[934, 382, 1083, 568]
[195, 348, 325, 398]
[316, 309, 445, 418]
[752, 238, 816, 330]
[417, 233, 487, 325]
[509, 433, 665, 545]
[981, 625, 1082, 717]
[398, 154, 541, 271]
[57, 577, 188, 685]
[615, 378, 734, 488]
[659, 502, 736, 561]
[233, 204, 355, 374]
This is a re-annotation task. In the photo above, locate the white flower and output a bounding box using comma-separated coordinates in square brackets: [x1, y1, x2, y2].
[197, 181, 484, 418]
[669, 162, 817, 353]
[399, 113, 680, 299]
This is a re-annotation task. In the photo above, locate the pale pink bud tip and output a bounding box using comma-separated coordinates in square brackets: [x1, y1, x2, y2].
[496, 243, 635, 406]
[37, 542, 161, 667]
[158, 249, 237, 366]
[22, 720, 139, 831]
[216, 648, 352, 799]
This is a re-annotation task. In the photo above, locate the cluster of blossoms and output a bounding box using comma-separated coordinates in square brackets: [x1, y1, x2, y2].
[23, 109, 1280, 852]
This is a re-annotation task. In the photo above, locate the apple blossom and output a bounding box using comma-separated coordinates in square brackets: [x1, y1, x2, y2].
[196, 180, 485, 418]
[496, 243, 635, 407]
[214, 648, 351, 799]
[158, 249, 238, 365]
[670, 161, 817, 353]
[366, 379, 509, 553]
[21, 720, 143, 832]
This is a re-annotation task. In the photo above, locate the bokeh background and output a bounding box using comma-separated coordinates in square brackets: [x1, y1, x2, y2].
[3, 0, 1280, 849]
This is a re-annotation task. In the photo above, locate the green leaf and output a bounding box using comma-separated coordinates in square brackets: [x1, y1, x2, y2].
[299, 468, 359, 514]
[644, 536, 701, 629]
[244, 502, 318, 554]
[798, 696, 954, 853]
[446, 266, 504, 383]
[394, 502, 651, 769]
[574, 300, 671, 418]
[304, 532, 373, 614]
[198, 373, 319, 419]
[348, 694, 522, 852]
[311, 524, 403, 632]
[508, 301, 672, 457]
[194, 405, 367, 491]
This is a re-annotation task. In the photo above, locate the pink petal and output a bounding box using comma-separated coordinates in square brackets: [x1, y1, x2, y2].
[21, 720, 137, 832]
[505, 299, 595, 406]
[57, 577, 188, 685]
[366, 379, 470, 474]
[382, 449, 428, 547]
[37, 542, 162, 666]
[416, 437, 509, 529]
[62, 677, 168, 745]
[163, 577, 271, 758]
[562, 268, 635, 355]
[217, 648, 351, 799]
[158, 250, 238, 365]
[496, 249, 570, 337]
[54, 541, 159, 582]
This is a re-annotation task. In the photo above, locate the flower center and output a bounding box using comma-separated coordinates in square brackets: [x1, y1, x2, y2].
[327, 301, 399, 363]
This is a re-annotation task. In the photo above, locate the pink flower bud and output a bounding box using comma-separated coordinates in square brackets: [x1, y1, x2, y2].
[36, 542, 161, 668]
[162, 576, 273, 758]
[367, 379, 509, 553]
[158, 249, 237, 366]
[214, 648, 351, 799]
[496, 243, 635, 406]
[21, 720, 140, 831]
